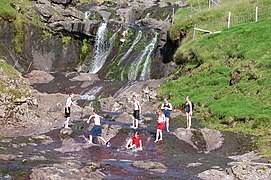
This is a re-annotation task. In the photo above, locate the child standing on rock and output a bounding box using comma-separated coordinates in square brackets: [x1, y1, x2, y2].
[64, 93, 81, 128]
[132, 95, 141, 129]
[155, 110, 166, 142]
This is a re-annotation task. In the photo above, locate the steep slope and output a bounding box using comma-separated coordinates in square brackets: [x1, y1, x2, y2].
[160, 0, 271, 157]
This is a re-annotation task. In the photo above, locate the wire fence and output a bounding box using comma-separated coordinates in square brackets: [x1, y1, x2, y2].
[181, 4, 271, 41]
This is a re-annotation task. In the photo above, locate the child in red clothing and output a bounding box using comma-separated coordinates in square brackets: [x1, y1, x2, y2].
[125, 132, 142, 150]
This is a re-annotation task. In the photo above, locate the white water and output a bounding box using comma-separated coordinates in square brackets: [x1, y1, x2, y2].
[144, 12, 151, 19]
[89, 23, 117, 74]
[140, 32, 158, 80]
[80, 86, 103, 101]
[128, 32, 158, 81]
[118, 31, 142, 66]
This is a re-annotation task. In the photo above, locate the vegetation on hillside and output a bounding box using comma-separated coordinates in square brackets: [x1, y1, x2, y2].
[160, 0, 271, 157]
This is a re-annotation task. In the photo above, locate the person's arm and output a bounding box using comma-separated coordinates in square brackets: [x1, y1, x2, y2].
[189, 101, 193, 115]
[87, 115, 94, 123]
[139, 139, 142, 150]
[161, 104, 164, 110]
[138, 101, 142, 114]
[168, 103, 173, 111]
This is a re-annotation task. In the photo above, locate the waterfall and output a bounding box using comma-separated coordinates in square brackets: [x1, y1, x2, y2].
[144, 12, 151, 19]
[128, 32, 158, 81]
[89, 23, 117, 74]
[139, 32, 158, 80]
[118, 31, 142, 65]
[84, 11, 90, 19]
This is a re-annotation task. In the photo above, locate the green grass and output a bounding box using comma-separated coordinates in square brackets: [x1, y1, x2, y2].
[159, 19, 271, 157]
[0, 0, 17, 20]
[171, 0, 271, 39]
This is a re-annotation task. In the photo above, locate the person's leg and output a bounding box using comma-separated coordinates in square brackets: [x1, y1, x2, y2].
[64, 117, 70, 128]
[188, 114, 192, 129]
[98, 136, 107, 145]
[155, 129, 159, 142]
[186, 113, 190, 129]
[125, 139, 133, 149]
[88, 135, 93, 144]
[159, 130, 163, 141]
[135, 119, 139, 129]
[166, 117, 170, 132]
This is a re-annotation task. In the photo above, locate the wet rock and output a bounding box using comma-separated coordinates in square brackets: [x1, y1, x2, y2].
[11, 144, 20, 148]
[174, 128, 224, 153]
[54, 138, 82, 152]
[102, 124, 122, 143]
[226, 163, 271, 180]
[143, 117, 153, 123]
[25, 70, 54, 84]
[0, 139, 12, 143]
[228, 151, 262, 162]
[0, 174, 12, 180]
[82, 106, 94, 118]
[133, 161, 167, 173]
[29, 155, 46, 161]
[30, 160, 106, 179]
[28, 143, 38, 146]
[113, 112, 131, 123]
[0, 154, 16, 161]
[187, 162, 202, 167]
[48, 20, 99, 37]
[70, 73, 99, 81]
[60, 127, 73, 136]
[50, 0, 72, 5]
[201, 127, 223, 153]
[198, 169, 234, 180]
[32, 134, 51, 141]
[174, 128, 198, 150]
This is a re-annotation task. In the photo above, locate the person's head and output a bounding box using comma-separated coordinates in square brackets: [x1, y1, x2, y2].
[69, 93, 74, 98]
[91, 110, 96, 115]
[132, 95, 136, 101]
[164, 98, 168, 104]
[156, 109, 163, 116]
[134, 131, 139, 138]
[186, 96, 190, 102]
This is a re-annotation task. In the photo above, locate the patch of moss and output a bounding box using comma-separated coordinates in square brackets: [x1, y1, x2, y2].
[80, 39, 89, 61]
[62, 35, 72, 46]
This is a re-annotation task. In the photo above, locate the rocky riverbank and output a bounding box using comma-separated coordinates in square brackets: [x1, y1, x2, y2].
[0, 65, 270, 179]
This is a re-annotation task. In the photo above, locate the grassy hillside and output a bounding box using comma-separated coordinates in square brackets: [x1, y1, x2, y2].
[160, 0, 271, 158]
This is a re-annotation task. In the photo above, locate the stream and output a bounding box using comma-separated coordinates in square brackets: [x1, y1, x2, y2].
[0, 73, 256, 179]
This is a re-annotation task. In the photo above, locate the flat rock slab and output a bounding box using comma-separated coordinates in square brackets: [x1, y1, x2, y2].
[133, 160, 167, 173]
[198, 169, 234, 180]
[0, 154, 16, 161]
[25, 70, 54, 84]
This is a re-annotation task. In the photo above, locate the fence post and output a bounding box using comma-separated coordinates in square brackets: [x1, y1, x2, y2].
[255, 6, 258, 22]
[172, 8, 175, 25]
[228, 11, 231, 28]
[208, 0, 211, 9]
[193, 28, 196, 40]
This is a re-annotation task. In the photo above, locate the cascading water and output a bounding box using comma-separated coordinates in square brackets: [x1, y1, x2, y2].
[139, 32, 158, 80]
[128, 32, 158, 81]
[118, 31, 142, 66]
[89, 23, 117, 74]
